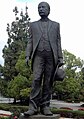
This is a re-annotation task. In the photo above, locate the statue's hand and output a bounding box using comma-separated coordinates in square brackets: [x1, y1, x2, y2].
[26, 57, 29, 66]
[58, 58, 64, 67]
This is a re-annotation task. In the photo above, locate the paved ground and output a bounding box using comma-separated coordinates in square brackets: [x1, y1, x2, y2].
[0, 97, 14, 103]
[0, 97, 84, 110]
[50, 100, 84, 110]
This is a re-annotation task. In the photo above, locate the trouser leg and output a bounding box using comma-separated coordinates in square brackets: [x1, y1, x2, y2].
[40, 51, 54, 107]
[29, 54, 44, 111]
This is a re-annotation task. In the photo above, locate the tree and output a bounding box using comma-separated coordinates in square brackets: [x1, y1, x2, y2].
[0, 64, 3, 74]
[15, 51, 32, 79]
[53, 50, 84, 102]
[0, 78, 8, 96]
[7, 74, 31, 103]
[14, 51, 33, 102]
[63, 49, 84, 79]
[78, 68, 84, 101]
[2, 6, 30, 80]
[2, 6, 33, 101]
[0, 64, 8, 96]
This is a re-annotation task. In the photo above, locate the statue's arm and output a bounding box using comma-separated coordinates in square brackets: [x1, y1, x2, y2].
[57, 23, 63, 66]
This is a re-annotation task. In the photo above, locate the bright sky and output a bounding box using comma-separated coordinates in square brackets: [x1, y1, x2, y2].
[0, 0, 84, 66]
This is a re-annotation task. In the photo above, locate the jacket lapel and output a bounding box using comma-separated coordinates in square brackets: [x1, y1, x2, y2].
[48, 20, 53, 32]
[38, 20, 43, 33]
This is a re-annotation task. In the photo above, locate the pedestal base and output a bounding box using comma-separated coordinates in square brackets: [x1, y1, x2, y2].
[19, 114, 60, 119]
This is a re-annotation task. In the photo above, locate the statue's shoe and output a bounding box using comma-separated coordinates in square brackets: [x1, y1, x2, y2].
[40, 106, 53, 116]
[24, 110, 38, 116]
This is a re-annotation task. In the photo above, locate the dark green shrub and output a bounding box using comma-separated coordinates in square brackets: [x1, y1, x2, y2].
[0, 103, 28, 113]
[51, 108, 84, 118]
[0, 117, 10, 119]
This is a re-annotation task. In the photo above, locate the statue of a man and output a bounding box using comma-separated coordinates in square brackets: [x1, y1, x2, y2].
[24, 1, 63, 116]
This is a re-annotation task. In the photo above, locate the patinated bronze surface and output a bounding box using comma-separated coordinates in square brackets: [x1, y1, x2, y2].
[24, 2, 63, 117]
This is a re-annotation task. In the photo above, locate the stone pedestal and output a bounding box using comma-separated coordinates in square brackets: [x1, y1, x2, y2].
[19, 114, 60, 119]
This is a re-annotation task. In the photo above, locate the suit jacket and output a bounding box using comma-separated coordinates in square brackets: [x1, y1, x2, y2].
[26, 19, 63, 66]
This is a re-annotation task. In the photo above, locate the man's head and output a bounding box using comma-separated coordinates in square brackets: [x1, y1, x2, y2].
[38, 2, 50, 18]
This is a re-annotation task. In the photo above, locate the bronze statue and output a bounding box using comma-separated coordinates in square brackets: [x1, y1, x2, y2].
[24, 2, 63, 116]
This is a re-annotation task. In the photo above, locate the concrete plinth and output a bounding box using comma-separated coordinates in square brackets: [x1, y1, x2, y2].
[19, 114, 60, 119]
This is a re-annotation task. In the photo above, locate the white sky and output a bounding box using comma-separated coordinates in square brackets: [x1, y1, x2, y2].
[0, 0, 84, 66]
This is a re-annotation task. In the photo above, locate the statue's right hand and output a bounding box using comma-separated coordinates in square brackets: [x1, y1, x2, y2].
[26, 57, 29, 66]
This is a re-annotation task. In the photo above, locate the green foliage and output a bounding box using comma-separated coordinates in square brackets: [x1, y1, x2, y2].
[15, 51, 32, 100]
[53, 78, 81, 101]
[0, 103, 28, 118]
[0, 117, 10, 119]
[63, 49, 84, 79]
[51, 108, 84, 118]
[63, 49, 83, 69]
[20, 88, 31, 99]
[15, 51, 32, 79]
[0, 104, 11, 111]
[2, 6, 32, 101]
[7, 74, 31, 99]
[2, 6, 30, 80]
[63, 77, 81, 100]
[79, 79, 84, 101]
[0, 103, 28, 113]
[0, 64, 3, 74]
[0, 79, 8, 96]
[53, 50, 84, 101]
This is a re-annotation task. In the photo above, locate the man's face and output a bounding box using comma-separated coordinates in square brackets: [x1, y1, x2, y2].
[38, 2, 50, 17]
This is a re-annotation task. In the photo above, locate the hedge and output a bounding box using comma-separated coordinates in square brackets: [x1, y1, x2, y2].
[0, 103, 28, 112]
[0, 104, 84, 118]
[51, 108, 84, 118]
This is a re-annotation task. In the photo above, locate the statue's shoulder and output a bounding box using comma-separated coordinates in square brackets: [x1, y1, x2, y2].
[50, 20, 60, 25]
[29, 21, 38, 28]
[30, 20, 39, 25]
